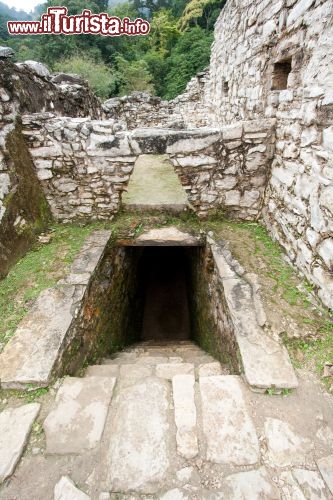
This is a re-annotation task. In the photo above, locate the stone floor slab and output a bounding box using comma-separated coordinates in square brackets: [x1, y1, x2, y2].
[156, 363, 194, 380]
[293, 468, 329, 499]
[44, 376, 115, 454]
[264, 418, 314, 467]
[0, 403, 40, 482]
[200, 375, 259, 465]
[105, 377, 170, 493]
[317, 455, 333, 495]
[172, 374, 198, 459]
[54, 476, 90, 500]
[208, 467, 280, 499]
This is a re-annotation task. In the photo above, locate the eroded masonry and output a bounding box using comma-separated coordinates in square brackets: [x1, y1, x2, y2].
[1, 0, 332, 311]
[0, 1, 333, 498]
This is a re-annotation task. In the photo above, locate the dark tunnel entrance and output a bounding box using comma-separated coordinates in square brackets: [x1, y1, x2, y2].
[139, 247, 191, 342]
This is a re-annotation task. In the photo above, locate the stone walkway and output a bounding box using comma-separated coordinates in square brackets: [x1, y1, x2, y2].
[1, 341, 333, 499]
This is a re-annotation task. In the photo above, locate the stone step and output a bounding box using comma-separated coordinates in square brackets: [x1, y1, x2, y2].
[85, 361, 227, 381]
[43, 376, 116, 454]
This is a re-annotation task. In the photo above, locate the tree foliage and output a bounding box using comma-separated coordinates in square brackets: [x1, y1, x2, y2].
[54, 54, 114, 98]
[1, 0, 226, 100]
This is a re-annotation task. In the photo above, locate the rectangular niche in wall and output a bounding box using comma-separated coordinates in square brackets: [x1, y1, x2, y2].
[271, 59, 292, 90]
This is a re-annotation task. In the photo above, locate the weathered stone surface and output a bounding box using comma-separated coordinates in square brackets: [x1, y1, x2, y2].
[85, 365, 119, 377]
[159, 489, 189, 500]
[292, 468, 328, 499]
[44, 376, 115, 454]
[0, 286, 76, 388]
[200, 375, 259, 465]
[0, 403, 40, 482]
[17, 60, 50, 78]
[264, 418, 314, 467]
[54, 476, 90, 500]
[317, 455, 333, 495]
[156, 363, 194, 380]
[198, 362, 223, 377]
[208, 467, 280, 499]
[0, 46, 14, 58]
[209, 239, 298, 391]
[105, 377, 170, 493]
[172, 374, 198, 459]
[134, 227, 201, 246]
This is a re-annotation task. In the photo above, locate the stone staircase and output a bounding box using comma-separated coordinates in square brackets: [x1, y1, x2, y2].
[1, 340, 333, 499]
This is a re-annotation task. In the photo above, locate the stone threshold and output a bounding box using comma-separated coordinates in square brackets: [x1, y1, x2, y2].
[117, 226, 204, 246]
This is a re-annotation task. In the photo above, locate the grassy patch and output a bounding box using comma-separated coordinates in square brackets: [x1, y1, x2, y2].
[0, 223, 105, 347]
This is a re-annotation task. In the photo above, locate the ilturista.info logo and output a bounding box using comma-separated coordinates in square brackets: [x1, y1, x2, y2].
[7, 7, 150, 36]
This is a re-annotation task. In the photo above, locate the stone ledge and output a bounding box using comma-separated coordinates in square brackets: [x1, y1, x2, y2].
[0, 230, 111, 389]
[208, 236, 298, 392]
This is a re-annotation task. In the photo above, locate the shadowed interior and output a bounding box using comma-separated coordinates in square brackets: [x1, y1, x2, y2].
[138, 247, 191, 341]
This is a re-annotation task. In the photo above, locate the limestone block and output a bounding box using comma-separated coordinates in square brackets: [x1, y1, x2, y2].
[262, 20, 277, 37]
[287, 0, 315, 27]
[53, 179, 77, 193]
[240, 190, 260, 207]
[222, 123, 243, 140]
[44, 376, 116, 454]
[30, 145, 62, 157]
[0, 172, 10, 199]
[54, 476, 90, 500]
[323, 127, 333, 151]
[264, 418, 314, 467]
[200, 375, 259, 465]
[279, 90, 294, 103]
[317, 238, 333, 268]
[215, 176, 237, 190]
[37, 169, 53, 180]
[34, 159, 52, 169]
[224, 190, 241, 205]
[320, 185, 333, 215]
[301, 126, 318, 147]
[317, 455, 333, 495]
[212, 467, 280, 499]
[0, 403, 40, 482]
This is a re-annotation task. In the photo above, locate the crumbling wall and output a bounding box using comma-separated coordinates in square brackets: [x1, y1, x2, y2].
[103, 71, 210, 130]
[22, 113, 275, 220]
[205, 0, 333, 309]
[0, 58, 102, 275]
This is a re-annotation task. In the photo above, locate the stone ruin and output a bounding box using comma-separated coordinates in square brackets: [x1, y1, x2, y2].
[0, 2, 333, 497]
[0, 0, 332, 314]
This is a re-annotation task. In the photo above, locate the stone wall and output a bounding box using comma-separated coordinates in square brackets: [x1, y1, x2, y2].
[22, 113, 275, 220]
[204, 0, 333, 309]
[0, 58, 102, 275]
[103, 71, 210, 130]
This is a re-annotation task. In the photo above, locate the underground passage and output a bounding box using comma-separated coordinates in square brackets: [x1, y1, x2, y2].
[139, 246, 191, 342]
[83, 239, 238, 372]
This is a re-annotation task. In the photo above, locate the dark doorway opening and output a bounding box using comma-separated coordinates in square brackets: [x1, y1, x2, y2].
[138, 247, 191, 341]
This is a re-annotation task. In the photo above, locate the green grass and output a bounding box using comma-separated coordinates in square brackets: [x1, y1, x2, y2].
[0, 223, 105, 347]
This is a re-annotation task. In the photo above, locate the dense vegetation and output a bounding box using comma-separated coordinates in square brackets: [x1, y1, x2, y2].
[0, 0, 226, 99]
